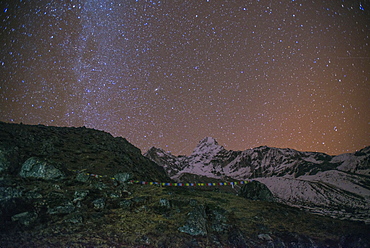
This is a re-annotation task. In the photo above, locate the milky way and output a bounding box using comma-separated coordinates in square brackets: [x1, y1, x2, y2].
[1, 0, 369, 155]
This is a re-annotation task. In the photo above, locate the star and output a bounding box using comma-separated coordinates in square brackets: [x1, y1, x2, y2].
[0, 0, 369, 155]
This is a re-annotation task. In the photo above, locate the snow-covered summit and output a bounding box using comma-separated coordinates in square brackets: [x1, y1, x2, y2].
[191, 137, 224, 155]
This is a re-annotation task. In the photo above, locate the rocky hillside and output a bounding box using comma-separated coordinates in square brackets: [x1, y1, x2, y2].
[1, 123, 369, 247]
[145, 137, 370, 223]
[0, 121, 169, 182]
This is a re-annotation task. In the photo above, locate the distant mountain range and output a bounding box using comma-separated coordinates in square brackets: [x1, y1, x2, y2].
[145, 137, 370, 223]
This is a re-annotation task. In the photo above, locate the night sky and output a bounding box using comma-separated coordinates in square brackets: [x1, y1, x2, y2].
[1, 0, 369, 155]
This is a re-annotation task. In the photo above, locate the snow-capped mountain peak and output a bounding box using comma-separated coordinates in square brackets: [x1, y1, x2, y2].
[191, 137, 224, 155]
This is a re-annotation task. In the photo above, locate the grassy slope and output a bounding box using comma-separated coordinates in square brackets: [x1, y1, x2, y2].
[2, 180, 368, 247]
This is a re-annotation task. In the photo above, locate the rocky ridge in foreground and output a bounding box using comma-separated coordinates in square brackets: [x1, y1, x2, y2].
[0, 121, 169, 182]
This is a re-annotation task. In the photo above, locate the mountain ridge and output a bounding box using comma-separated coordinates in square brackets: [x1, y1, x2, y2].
[146, 137, 370, 180]
[0, 121, 170, 182]
[145, 137, 370, 223]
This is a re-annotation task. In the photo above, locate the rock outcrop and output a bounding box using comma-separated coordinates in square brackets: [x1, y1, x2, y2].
[19, 157, 66, 180]
[238, 180, 275, 202]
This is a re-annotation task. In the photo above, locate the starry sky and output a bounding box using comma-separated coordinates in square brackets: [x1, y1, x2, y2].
[1, 0, 369, 156]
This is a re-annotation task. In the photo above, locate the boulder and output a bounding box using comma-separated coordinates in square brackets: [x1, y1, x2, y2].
[0, 187, 31, 225]
[178, 205, 207, 236]
[47, 202, 75, 215]
[19, 157, 65, 180]
[258, 233, 273, 241]
[73, 190, 89, 202]
[238, 180, 274, 202]
[159, 198, 171, 209]
[0, 146, 18, 174]
[178, 203, 231, 237]
[93, 198, 105, 209]
[0, 187, 23, 200]
[114, 172, 132, 183]
[0, 148, 10, 173]
[119, 199, 132, 210]
[11, 211, 38, 226]
[75, 172, 90, 183]
[209, 207, 229, 233]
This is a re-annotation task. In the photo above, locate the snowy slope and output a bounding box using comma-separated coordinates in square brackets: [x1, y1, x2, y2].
[256, 174, 370, 223]
[332, 146, 370, 175]
[145, 137, 370, 223]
